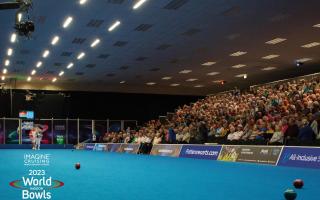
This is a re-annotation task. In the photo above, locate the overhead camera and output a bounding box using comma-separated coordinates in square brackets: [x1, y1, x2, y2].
[15, 20, 34, 36]
[0, 0, 34, 38]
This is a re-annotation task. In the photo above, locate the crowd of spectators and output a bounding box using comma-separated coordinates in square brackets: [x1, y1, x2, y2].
[100, 76, 320, 147]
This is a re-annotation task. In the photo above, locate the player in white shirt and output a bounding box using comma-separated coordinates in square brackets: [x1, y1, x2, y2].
[35, 127, 43, 150]
[29, 128, 37, 150]
[33, 124, 48, 150]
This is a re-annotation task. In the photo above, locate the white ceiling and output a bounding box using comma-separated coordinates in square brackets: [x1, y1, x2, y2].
[1, 0, 320, 95]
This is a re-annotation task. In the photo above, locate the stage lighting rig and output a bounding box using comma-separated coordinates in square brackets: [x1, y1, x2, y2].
[0, 0, 34, 38]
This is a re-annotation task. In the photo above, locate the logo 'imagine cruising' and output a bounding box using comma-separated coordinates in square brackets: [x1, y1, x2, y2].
[9, 154, 64, 199]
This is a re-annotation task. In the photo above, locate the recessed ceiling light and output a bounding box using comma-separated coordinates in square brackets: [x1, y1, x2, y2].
[59, 71, 64, 76]
[170, 83, 180, 87]
[42, 50, 50, 58]
[1, 76, 5, 81]
[265, 38, 286, 45]
[213, 80, 224, 84]
[79, 0, 87, 5]
[36, 61, 42, 68]
[31, 69, 36, 75]
[52, 77, 57, 82]
[4, 59, 10, 66]
[313, 24, 320, 28]
[262, 54, 279, 59]
[207, 72, 220, 76]
[51, 36, 60, 45]
[17, 13, 22, 22]
[194, 85, 204, 88]
[179, 70, 192, 74]
[162, 76, 172, 80]
[296, 58, 312, 62]
[231, 64, 246, 69]
[27, 76, 32, 82]
[133, 0, 147, 9]
[63, 16, 73, 28]
[186, 78, 198, 82]
[120, 81, 126, 84]
[7, 48, 13, 56]
[146, 82, 156, 85]
[262, 67, 277, 71]
[3, 68, 8, 74]
[235, 73, 247, 78]
[108, 20, 121, 32]
[67, 62, 74, 69]
[77, 52, 85, 60]
[301, 42, 320, 48]
[90, 38, 100, 48]
[230, 51, 247, 57]
[202, 61, 216, 66]
[10, 33, 17, 43]
[243, 74, 247, 79]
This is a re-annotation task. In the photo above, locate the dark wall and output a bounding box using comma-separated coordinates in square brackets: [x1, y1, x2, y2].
[0, 89, 203, 123]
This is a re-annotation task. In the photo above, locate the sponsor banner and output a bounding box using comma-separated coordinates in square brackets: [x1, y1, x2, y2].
[10, 153, 64, 199]
[218, 145, 282, 165]
[94, 143, 107, 151]
[218, 145, 241, 162]
[179, 145, 222, 160]
[84, 143, 96, 150]
[236, 146, 282, 165]
[106, 143, 122, 152]
[118, 144, 140, 154]
[150, 144, 182, 157]
[21, 122, 34, 130]
[277, 147, 320, 169]
[77, 143, 85, 150]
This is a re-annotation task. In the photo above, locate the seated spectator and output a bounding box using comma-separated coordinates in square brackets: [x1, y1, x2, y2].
[139, 133, 152, 154]
[102, 132, 109, 142]
[132, 132, 139, 143]
[264, 124, 274, 140]
[126, 75, 320, 145]
[214, 124, 223, 138]
[232, 124, 244, 141]
[182, 127, 191, 143]
[208, 124, 216, 138]
[153, 132, 163, 145]
[241, 127, 251, 141]
[269, 125, 283, 144]
[284, 118, 299, 143]
[310, 113, 320, 139]
[249, 125, 259, 140]
[111, 134, 118, 143]
[257, 121, 267, 140]
[298, 118, 315, 141]
[175, 128, 184, 143]
[196, 121, 208, 143]
[227, 125, 236, 140]
[124, 133, 131, 143]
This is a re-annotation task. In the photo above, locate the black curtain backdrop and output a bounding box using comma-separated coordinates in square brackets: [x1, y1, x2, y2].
[0, 89, 202, 123]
